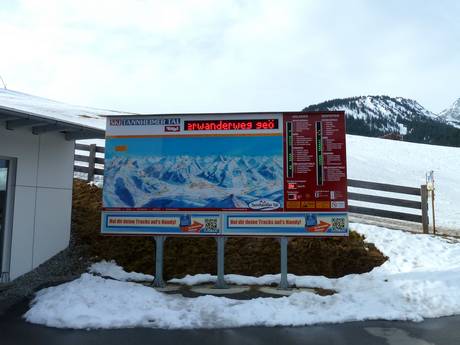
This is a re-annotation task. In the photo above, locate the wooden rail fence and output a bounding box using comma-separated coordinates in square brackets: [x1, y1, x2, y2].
[74, 143, 105, 182]
[347, 179, 429, 233]
[74, 143, 430, 232]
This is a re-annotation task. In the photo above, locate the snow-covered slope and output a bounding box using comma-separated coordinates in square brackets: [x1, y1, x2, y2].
[0, 88, 131, 130]
[347, 134, 460, 230]
[439, 98, 460, 129]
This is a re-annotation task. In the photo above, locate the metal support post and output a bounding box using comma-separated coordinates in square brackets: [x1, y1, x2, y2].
[278, 237, 290, 290]
[152, 236, 166, 288]
[214, 236, 228, 289]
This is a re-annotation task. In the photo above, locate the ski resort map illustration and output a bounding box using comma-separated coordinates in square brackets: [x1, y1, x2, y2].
[101, 112, 348, 236]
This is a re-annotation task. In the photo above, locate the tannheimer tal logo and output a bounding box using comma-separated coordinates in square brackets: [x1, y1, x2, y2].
[249, 199, 280, 211]
[110, 118, 181, 126]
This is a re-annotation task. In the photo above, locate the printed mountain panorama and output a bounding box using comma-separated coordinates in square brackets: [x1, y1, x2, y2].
[304, 95, 460, 147]
[103, 155, 284, 209]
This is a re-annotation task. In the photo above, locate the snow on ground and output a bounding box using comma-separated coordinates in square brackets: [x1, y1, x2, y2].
[88, 261, 154, 282]
[25, 223, 460, 329]
[347, 135, 460, 230]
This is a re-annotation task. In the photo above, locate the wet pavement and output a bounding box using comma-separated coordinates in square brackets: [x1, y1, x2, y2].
[1, 298, 460, 345]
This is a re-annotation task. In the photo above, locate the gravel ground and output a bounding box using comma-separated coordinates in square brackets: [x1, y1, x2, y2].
[0, 233, 91, 315]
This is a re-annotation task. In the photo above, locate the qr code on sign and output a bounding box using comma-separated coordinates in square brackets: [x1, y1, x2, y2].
[204, 218, 218, 232]
[331, 217, 345, 230]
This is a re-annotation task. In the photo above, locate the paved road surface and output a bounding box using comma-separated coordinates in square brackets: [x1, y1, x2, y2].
[1, 299, 459, 345]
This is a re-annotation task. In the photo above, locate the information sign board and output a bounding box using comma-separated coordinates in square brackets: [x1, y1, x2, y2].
[101, 112, 348, 236]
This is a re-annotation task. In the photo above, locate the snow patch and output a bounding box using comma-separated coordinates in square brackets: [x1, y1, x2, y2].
[347, 135, 460, 230]
[25, 224, 460, 329]
[88, 260, 154, 282]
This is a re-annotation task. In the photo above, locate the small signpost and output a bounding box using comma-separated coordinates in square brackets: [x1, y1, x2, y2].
[426, 170, 436, 234]
[101, 112, 349, 289]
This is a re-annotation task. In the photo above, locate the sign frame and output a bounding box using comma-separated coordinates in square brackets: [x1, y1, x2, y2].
[101, 111, 348, 237]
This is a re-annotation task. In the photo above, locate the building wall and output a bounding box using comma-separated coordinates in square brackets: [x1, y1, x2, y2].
[0, 126, 74, 280]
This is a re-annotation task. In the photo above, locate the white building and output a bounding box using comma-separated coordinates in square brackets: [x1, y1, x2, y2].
[0, 89, 117, 282]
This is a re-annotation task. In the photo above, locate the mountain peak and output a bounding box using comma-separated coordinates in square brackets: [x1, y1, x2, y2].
[304, 95, 460, 147]
[439, 98, 460, 127]
[306, 95, 437, 120]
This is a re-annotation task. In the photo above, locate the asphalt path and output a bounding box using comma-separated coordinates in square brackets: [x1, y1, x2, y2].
[1, 299, 460, 345]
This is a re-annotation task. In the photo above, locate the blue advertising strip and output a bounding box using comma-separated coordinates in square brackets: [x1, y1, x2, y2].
[223, 213, 348, 236]
[101, 212, 349, 236]
[101, 212, 221, 235]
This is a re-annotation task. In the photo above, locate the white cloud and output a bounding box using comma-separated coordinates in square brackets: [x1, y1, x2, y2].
[0, 0, 459, 113]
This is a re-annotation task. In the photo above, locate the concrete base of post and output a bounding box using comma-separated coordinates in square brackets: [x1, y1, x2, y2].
[260, 286, 315, 296]
[152, 284, 181, 292]
[191, 284, 250, 295]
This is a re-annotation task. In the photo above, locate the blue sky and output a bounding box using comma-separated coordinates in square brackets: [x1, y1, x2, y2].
[1, 0, 459, 114]
[106, 135, 283, 158]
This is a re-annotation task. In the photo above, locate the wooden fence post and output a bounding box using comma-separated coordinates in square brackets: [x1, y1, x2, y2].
[87, 144, 97, 182]
[421, 184, 429, 234]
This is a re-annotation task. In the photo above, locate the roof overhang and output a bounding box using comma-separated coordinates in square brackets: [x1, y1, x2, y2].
[0, 105, 105, 140]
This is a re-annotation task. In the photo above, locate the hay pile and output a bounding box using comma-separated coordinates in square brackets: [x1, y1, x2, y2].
[72, 179, 386, 279]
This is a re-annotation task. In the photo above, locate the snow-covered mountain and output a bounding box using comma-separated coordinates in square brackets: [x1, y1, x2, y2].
[439, 98, 460, 129]
[305, 95, 436, 134]
[304, 95, 460, 147]
[103, 155, 284, 209]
